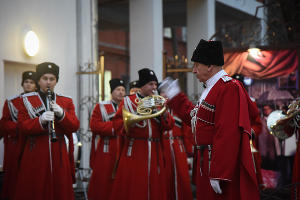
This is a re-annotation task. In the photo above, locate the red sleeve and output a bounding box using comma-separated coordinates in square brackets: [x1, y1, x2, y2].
[160, 111, 175, 131]
[55, 98, 79, 136]
[209, 83, 241, 181]
[250, 102, 262, 136]
[252, 115, 262, 137]
[0, 100, 17, 137]
[90, 103, 115, 136]
[182, 124, 194, 156]
[167, 92, 195, 126]
[18, 102, 47, 136]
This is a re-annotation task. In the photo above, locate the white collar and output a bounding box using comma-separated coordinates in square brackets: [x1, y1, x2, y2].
[205, 69, 227, 89]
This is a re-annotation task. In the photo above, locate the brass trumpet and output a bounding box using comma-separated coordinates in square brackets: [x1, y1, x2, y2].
[122, 94, 167, 132]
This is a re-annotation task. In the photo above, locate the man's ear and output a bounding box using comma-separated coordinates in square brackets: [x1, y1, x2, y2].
[207, 65, 212, 72]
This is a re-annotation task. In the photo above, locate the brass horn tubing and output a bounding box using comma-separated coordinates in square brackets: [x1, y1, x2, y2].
[122, 106, 167, 133]
[136, 95, 166, 115]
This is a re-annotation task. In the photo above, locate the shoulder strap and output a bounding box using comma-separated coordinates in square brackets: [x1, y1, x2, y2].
[99, 102, 110, 122]
[22, 92, 38, 97]
[7, 94, 20, 101]
[221, 75, 232, 83]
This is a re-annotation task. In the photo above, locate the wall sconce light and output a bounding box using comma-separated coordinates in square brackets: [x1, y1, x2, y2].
[248, 44, 262, 59]
[24, 30, 39, 57]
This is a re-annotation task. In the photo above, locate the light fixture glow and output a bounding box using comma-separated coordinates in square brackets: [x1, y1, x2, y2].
[244, 77, 253, 86]
[248, 44, 262, 59]
[248, 48, 262, 58]
[24, 31, 39, 56]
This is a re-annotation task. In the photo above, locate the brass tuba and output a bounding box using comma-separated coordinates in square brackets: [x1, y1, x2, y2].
[122, 94, 167, 132]
[267, 100, 300, 139]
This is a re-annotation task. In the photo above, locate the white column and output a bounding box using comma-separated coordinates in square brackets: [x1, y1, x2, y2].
[76, 0, 98, 170]
[129, 0, 163, 81]
[186, 0, 215, 98]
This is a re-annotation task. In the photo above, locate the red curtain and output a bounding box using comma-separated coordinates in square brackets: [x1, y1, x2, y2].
[223, 50, 298, 79]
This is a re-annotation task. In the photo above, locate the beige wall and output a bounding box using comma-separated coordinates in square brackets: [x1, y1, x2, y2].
[0, 0, 78, 167]
[3, 61, 35, 97]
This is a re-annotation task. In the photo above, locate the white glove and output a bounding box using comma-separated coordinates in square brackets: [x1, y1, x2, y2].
[159, 77, 180, 100]
[50, 102, 64, 117]
[40, 111, 55, 124]
[210, 179, 222, 194]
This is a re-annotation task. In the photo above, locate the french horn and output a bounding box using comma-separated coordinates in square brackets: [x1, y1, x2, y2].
[122, 94, 167, 132]
[267, 99, 300, 139]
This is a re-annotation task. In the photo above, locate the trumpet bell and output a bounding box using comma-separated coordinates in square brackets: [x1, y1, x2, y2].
[122, 106, 166, 133]
[122, 104, 167, 133]
[122, 108, 140, 133]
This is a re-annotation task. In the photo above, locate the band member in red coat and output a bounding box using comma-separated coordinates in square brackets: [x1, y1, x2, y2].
[232, 74, 264, 188]
[162, 112, 194, 200]
[110, 68, 174, 200]
[279, 111, 300, 200]
[129, 80, 140, 95]
[159, 89, 193, 200]
[0, 71, 37, 200]
[291, 132, 300, 200]
[88, 78, 126, 200]
[160, 39, 260, 200]
[14, 62, 79, 200]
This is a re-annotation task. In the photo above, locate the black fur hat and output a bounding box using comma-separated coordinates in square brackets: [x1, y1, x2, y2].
[138, 68, 158, 87]
[191, 39, 224, 66]
[109, 78, 125, 93]
[36, 62, 59, 81]
[129, 80, 139, 89]
[21, 71, 36, 86]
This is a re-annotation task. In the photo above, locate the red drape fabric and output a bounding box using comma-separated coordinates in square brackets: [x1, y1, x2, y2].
[223, 50, 298, 79]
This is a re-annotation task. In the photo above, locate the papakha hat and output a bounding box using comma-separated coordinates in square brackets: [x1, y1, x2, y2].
[36, 62, 59, 81]
[138, 68, 158, 87]
[191, 39, 224, 66]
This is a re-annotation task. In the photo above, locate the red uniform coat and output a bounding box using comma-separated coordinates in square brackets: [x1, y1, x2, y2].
[283, 122, 300, 199]
[249, 103, 264, 188]
[168, 77, 259, 200]
[110, 93, 174, 200]
[182, 125, 195, 158]
[14, 92, 79, 200]
[162, 110, 193, 200]
[0, 95, 23, 200]
[292, 137, 300, 200]
[292, 138, 300, 199]
[88, 100, 121, 200]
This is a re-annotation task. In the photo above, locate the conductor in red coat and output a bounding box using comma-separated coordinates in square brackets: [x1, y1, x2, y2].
[0, 71, 37, 200]
[88, 78, 126, 200]
[14, 62, 79, 200]
[159, 39, 260, 200]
